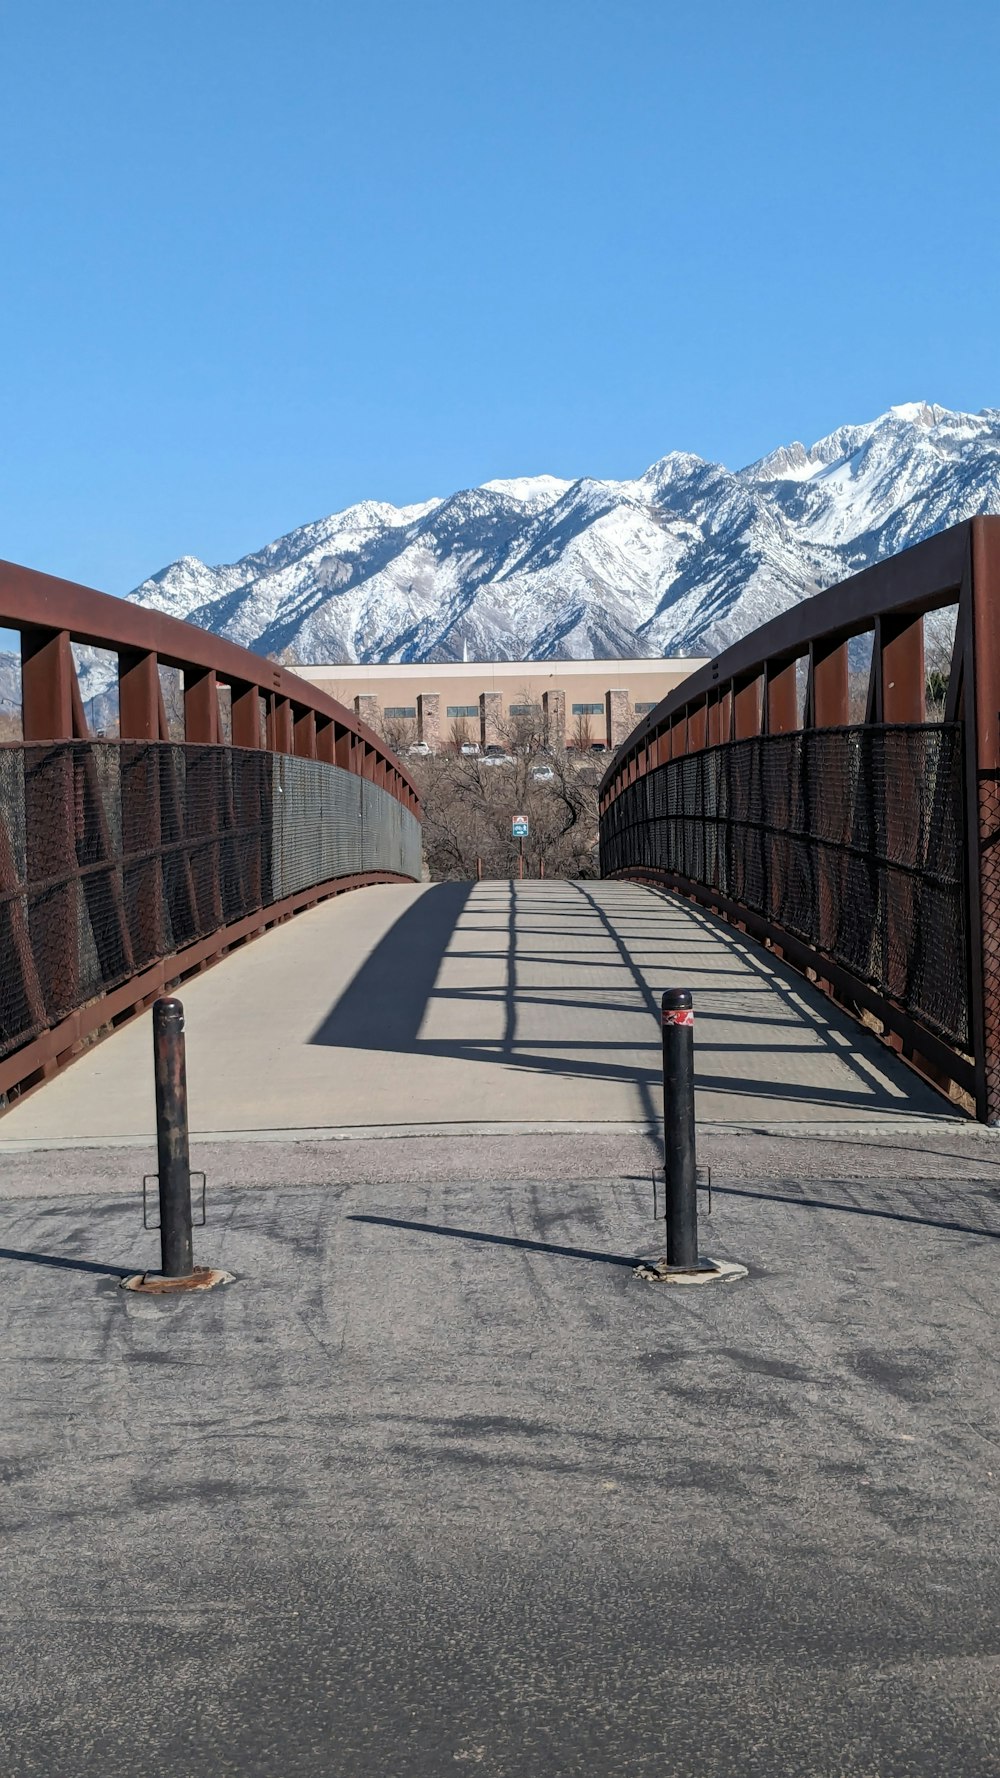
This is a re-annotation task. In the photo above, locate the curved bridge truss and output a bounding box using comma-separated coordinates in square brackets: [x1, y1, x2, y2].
[599, 518, 1000, 1121]
[0, 558, 422, 1105]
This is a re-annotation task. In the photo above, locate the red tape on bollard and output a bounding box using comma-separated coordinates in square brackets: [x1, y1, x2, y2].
[662, 1007, 695, 1027]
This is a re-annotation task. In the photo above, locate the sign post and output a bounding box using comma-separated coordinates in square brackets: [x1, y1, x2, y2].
[512, 815, 529, 881]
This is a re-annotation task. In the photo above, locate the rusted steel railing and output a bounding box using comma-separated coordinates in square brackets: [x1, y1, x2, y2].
[0, 558, 422, 1106]
[599, 517, 1000, 1121]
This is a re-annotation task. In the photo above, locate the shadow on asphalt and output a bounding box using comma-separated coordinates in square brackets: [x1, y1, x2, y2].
[712, 1183, 1000, 1241]
[0, 1246, 131, 1277]
[348, 1212, 641, 1268]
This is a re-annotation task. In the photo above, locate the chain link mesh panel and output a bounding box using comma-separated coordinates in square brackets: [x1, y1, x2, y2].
[600, 725, 969, 1049]
[977, 770, 1000, 1116]
[272, 757, 421, 896]
[0, 741, 421, 1063]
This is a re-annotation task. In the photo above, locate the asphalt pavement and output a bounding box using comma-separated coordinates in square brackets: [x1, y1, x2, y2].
[2, 1144, 998, 1776]
[1, 879, 997, 1775]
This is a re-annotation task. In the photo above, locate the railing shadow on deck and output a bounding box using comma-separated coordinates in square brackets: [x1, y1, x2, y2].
[310, 878, 949, 1123]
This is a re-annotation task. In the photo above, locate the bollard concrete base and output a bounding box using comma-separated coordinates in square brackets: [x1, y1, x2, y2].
[121, 1266, 233, 1294]
[634, 1256, 748, 1286]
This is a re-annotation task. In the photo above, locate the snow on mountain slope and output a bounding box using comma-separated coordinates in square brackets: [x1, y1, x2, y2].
[123, 403, 1000, 666]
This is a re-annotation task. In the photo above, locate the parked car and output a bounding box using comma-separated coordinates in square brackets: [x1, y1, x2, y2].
[589, 742, 608, 754]
[408, 741, 432, 756]
[482, 744, 514, 766]
[531, 764, 555, 782]
[460, 741, 481, 756]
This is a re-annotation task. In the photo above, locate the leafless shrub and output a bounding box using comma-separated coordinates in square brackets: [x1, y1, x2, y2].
[410, 747, 600, 880]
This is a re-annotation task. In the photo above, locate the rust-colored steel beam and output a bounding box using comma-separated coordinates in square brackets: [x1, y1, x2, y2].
[878, 614, 926, 724]
[231, 682, 262, 749]
[184, 667, 222, 744]
[21, 630, 80, 1030]
[21, 629, 77, 741]
[269, 697, 293, 756]
[875, 615, 927, 1010]
[733, 673, 763, 740]
[969, 519, 1000, 1121]
[316, 716, 335, 765]
[809, 639, 849, 727]
[119, 650, 163, 741]
[765, 658, 798, 735]
[293, 708, 317, 759]
[686, 705, 707, 752]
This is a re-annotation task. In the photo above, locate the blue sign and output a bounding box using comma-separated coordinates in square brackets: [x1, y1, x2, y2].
[512, 816, 529, 838]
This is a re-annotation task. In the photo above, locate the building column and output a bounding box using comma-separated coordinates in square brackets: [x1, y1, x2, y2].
[480, 691, 502, 749]
[543, 689, 566, 750]
[354, 693, 379, 731]
[417, 692, 440, 751]
[606, 688, 631, 749]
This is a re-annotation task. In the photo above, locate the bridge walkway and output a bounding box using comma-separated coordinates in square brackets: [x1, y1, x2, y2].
[0, 878, 956, 1149]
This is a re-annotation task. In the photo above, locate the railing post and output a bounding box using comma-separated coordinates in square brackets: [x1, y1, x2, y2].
[969, 519, 1000, 1121]
[21, 627, 79, 1029]
[184, 667, 222, 744]
[119, 650, 166, 967]
[765, 658, 798, 735]
[231, 682, 263, 749]
[152, 996, 194, 1278]
[661, 988, 698, 1267]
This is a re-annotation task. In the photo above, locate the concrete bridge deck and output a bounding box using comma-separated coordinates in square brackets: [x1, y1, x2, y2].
[0, 880, 958, 1149]
[2, 879, 997, 1778]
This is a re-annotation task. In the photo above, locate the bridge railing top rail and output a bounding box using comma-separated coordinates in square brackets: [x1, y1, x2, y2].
[0, 557, 419, 814]
[599, 518, 999, 806]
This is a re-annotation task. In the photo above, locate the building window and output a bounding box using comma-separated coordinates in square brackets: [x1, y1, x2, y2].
[447, 705, 479, 719]
[509, 703, 539, 716]
[572, 703, 604, 716]
[384, 706, 416, 719]
[635, 702, 656, 714]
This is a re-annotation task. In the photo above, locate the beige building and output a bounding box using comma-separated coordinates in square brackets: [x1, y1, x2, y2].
[296, 658, 708, 751]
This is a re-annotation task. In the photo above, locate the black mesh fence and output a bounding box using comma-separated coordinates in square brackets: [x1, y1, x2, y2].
[0, 740, 421, 1063]
[600, 725, 969, 1050]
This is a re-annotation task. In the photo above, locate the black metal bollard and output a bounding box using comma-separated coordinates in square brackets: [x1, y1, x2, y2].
[152, 996, 194, 1278]
[661, 987, 698, 1268]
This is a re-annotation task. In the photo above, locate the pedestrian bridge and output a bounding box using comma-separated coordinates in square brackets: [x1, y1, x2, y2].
[0, 518, 998, 1137]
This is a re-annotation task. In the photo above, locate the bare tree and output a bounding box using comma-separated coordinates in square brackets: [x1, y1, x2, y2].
[495, 688, 545, 759]
[924, 610, 958, 721]
[378, 711, 418, 755]
[409, 744, 600, 881]
[572, 711, 594, 753]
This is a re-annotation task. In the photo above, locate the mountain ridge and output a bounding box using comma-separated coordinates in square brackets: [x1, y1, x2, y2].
[122, 402, 1000, 669]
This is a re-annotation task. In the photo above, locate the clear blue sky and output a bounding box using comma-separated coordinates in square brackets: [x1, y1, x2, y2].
[3, 0, 999, 594]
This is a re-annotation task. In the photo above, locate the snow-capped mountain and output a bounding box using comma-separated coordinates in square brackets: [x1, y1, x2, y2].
[123, 403, 1000, 667]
